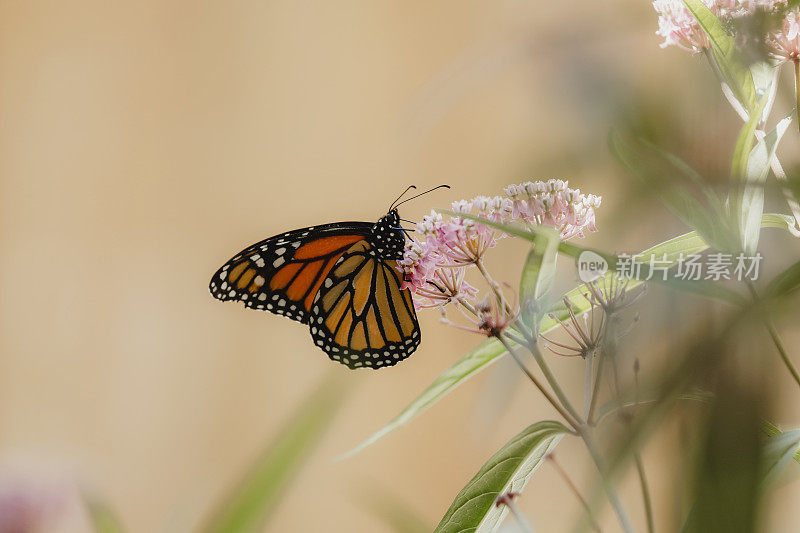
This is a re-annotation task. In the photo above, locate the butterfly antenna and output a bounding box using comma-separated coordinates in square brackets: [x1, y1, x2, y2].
[389, 185, 417, 210]
[393, 184, 451, 208]
[393, 226, 414, 239]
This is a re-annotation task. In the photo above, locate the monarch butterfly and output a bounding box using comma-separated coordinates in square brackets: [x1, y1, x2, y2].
[209, 186, 448, 369]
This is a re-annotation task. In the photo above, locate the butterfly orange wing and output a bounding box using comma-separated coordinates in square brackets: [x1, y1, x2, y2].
[209, 223, 372, 324]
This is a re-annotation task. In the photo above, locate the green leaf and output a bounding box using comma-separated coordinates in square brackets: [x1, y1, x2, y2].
[740, 111, 792, 253]
[453, 212, 748, 305]
[683, 0, 757, 111]
[454, 209, 795, 296]
[765, 259, 800, 299]
[594, 390, 714, 426]
[761, 212, 800, 234]
[761, 421, 800, 464]
[609, 132, 734, 251]
[203, 375, 347, 533]
[760, 429, 800, 488]
[339, 338, 507, 459]
[648, 141, 727, 211]
[85, 498, 125, 533]
[730, 94, 769, 252]
[519, 228, 559, 329]
[440, 209, 613, 266]
[730, 94, 766, 180]
[344, 215, 798, 458]
[434, 421, 568, 533]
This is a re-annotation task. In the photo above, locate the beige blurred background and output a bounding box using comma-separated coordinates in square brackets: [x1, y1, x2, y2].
[2, 1, 799, 532]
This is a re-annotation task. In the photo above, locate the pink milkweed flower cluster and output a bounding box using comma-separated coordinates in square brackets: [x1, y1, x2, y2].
[503, 179, 601, 240]
[398, 201, 505, 308]
[398, 180, 601, 311]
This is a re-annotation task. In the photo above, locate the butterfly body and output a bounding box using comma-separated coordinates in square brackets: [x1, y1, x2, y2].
[209, 209, 420, 369]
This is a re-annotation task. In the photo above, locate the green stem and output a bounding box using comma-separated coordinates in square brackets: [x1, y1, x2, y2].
[524, 341, 635, 532]
[765, 320, 800, 389]
[548, 454, 602, 533]
[587, 347, 607, 426]
[635, 454, 655, 533]
[580, 427, 637, 533]
[498, 336, 580, 431]
[795, 59, 800, 134]
[634, 359, 655, 533]
[530, 345, 584, 427]
[475, 258, 513, 315]
[584, 350, 594, 419]
[746, 282, 800, 390]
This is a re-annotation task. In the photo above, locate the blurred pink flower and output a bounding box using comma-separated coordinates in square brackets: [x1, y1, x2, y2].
[653, 0, 800, 61]
[767, 6, 800, 61]
[0, 477, 69, 533]
[652, 0, 737, 53]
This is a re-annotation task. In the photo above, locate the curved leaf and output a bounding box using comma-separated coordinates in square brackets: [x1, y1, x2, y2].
[594, 390, 714, 426]
[339, 338, 507, 459]
[760, 429, 800, 488]
[609, 131, 736, 251]
[764, 259, 800, 299]
[761, 421, 800, 465]
[203, 375, 346, 533]
[344, 215, 798, 458]
[740, 111, 793, 253]
[683, 0, 756, 111]
[761, 212, 800, 234]
[731, 95, 768, 181]
[519, 228, 559, 329]
[434, 421, 568, 533]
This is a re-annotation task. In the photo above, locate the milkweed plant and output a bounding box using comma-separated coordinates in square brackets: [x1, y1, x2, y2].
[343, 2, 800, 532]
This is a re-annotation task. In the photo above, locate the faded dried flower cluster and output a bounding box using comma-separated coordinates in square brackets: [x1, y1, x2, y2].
[398, 180, 601, 317]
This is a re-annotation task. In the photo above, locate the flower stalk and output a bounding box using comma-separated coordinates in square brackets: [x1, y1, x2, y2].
[795, 58, 800, 133]
[495, 493, 535, 533]
[547, 454, 603, 533]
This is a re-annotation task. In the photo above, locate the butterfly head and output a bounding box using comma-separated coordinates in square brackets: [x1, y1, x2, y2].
[370, 208, 406, 260]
